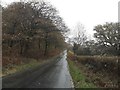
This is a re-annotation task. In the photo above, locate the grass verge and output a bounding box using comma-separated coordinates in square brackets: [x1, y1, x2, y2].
[1, 59, 50, 77]
[67, 59, 96, 88]
[67, 50, 119, 88]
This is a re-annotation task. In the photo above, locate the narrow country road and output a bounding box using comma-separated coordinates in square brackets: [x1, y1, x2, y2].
[27, 50, 74, 88]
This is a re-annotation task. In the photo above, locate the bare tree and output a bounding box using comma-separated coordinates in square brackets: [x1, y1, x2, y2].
[2, 1, 68, 57]
[73, 23, 87, 46]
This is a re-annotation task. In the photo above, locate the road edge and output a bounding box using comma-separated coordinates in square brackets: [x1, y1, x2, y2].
[2, 54, 62, 88]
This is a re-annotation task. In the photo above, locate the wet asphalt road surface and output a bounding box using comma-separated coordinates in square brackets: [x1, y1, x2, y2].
[27, 50, 74, 88]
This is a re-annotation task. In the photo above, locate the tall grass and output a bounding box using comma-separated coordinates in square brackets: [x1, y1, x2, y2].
[67, 51, 119, 88]
[76, 56, 119, 74]
[68, 51, 119, 75]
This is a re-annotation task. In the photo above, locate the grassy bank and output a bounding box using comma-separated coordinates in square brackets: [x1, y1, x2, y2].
[68, 59, 96, 88]
[67, 51, 119, 88]
[2, 48, 64, 77]
[2, 59, 47, 77]
[2, 51, 62, 77]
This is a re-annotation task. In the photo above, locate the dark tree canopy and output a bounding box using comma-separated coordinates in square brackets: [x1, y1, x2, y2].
[94, 22, 120, 55]
[2, 1, 68, 59]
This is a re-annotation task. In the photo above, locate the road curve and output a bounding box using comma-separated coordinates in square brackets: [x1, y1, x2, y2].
[27, 50, 74, 88]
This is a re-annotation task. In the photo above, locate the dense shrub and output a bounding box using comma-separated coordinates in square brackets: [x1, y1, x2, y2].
[67, 51, 119, 88]
[76, 56, 119, 75]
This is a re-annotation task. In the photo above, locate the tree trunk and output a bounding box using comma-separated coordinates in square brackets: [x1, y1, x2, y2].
[20, 40, 24, 55]
[38, 39, 41, 49]
[44, 32, 48, 56]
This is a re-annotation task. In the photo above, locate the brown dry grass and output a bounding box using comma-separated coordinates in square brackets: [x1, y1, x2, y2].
[67, 51, 119, 88]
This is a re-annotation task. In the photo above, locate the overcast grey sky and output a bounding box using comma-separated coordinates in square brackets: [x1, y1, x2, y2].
[1, 0, 119, 39]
